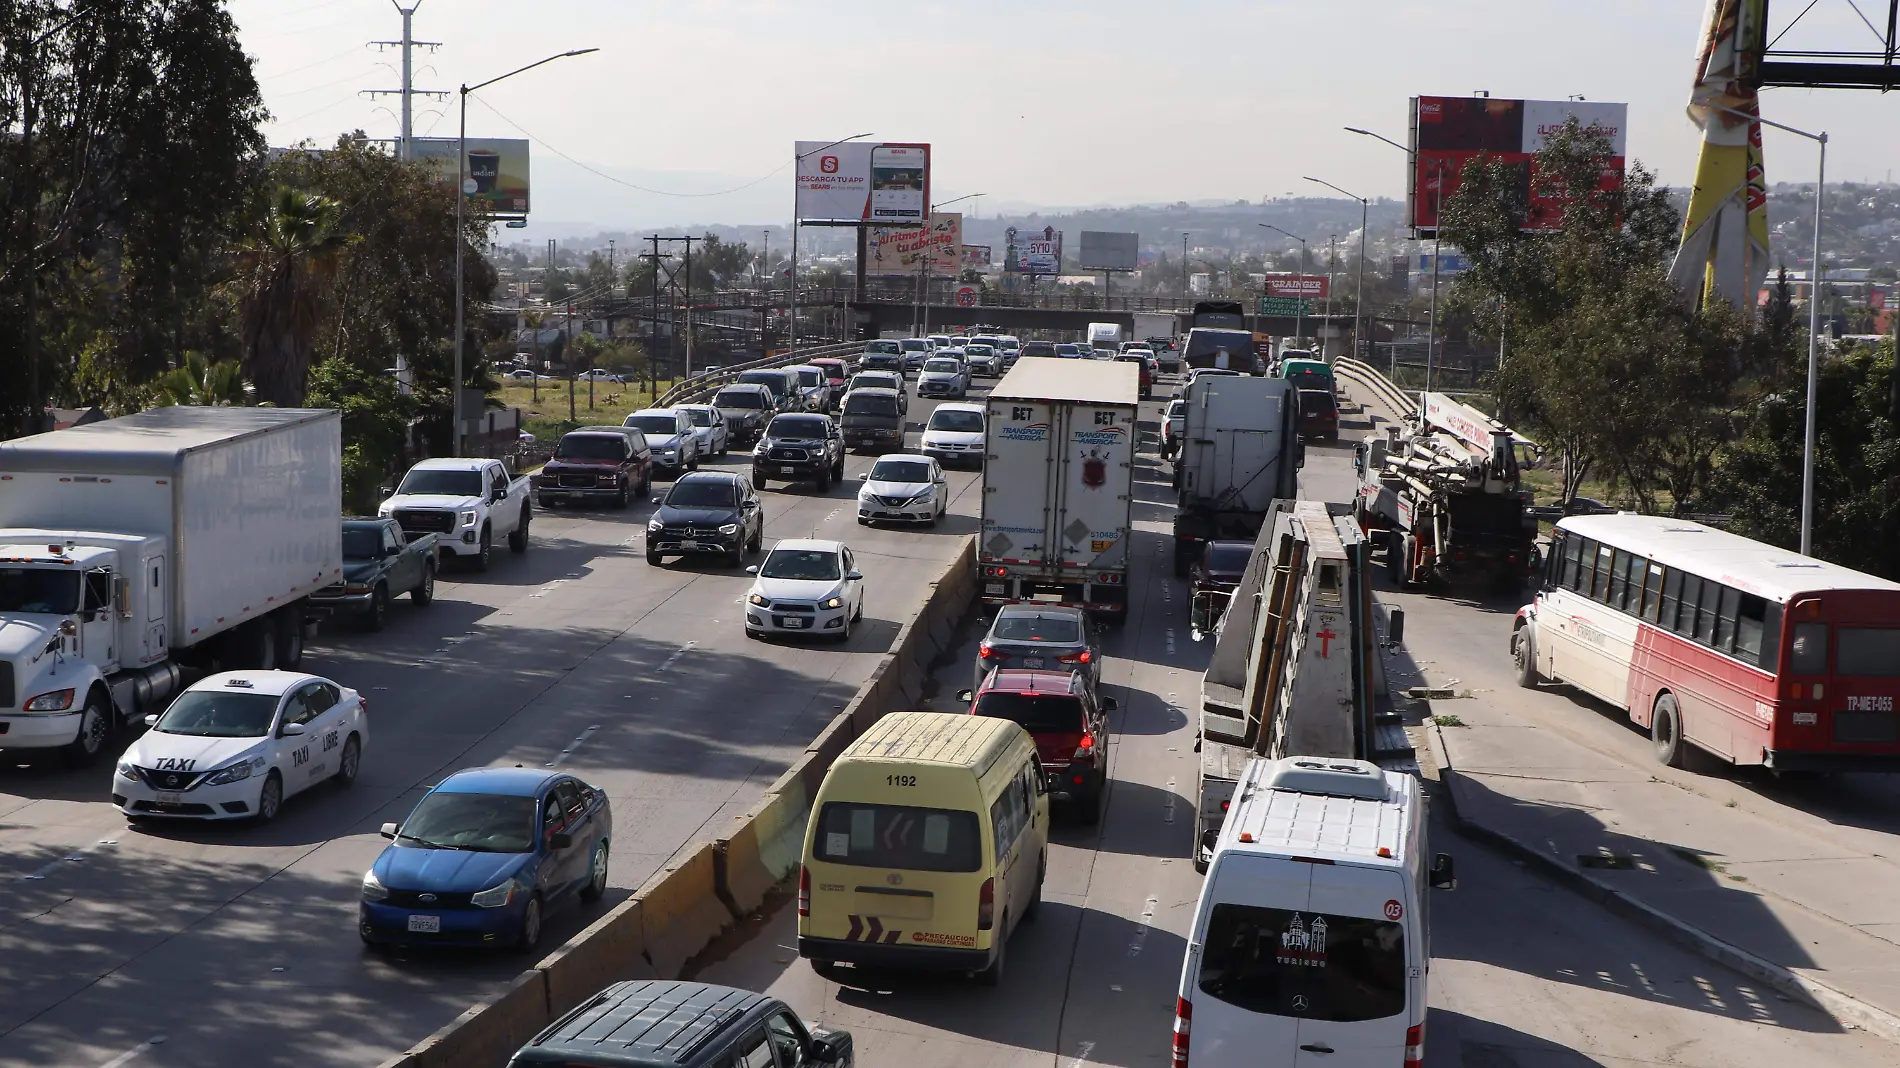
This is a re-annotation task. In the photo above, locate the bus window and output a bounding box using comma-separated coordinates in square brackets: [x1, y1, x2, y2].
[1620, 552, 1646, 612]
[1694, 583, 1720, 646]
[1789, 623, 1828, 675]
[1714, 586, 1740, 652]
[1676, 575, 1702, 639]
[1734, 594, 1771, 667]
[1590, 543, 1614, 602]
[1607, 550, 1630, 609]
[1562, 537, 1587, 592]
[1659, 568, 1684, 631]
[1641, 563, 1665, 622]
[1837, 628, 1900, 677]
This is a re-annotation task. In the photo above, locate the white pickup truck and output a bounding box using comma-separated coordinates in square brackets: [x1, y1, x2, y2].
[380, 457, 531, 571]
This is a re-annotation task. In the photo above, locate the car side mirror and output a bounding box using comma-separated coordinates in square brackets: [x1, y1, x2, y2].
[845, 571, 863, 581]
[652, 496, 663, 505]
[857, 472, 870, 481]
[280, 722, 308, 737]
[956, 689, 974, 703]
[381, 822, 399, 839]
[549, 831, 574, 850]
[1102, 697, 1119, 711]
[1430, 852, 1457, 890]
[809, 1034, 852, 1066]
[745, 565, 759, 574]
[380, 486, 395, 500]
[143, 713, 159, 727]
[384, 545, 402, 558]
[493, 486, 508, 501]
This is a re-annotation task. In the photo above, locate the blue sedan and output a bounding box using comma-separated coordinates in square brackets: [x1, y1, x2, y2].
[358, 766, 612, 951]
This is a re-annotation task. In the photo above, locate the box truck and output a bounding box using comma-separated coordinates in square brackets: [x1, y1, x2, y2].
[1085, 322, 1123, 352]
[980, 357, 1140, 620]
[1172, 375, 1302, 575]
[0, 407, 343, 765]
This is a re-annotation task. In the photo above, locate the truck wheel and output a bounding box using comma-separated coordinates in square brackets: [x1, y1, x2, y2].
[62, 689, 111, 768]
[508, 509, 530, 553]
[615, 483, 629, 510]
[831, 455, 845, 482]
[412, 564, 435, 605]
[250, 620, 278, 671]
[473, 526, 492, 572]
[364, 584, 388, 632]
[1513, 625, 1539, 688]
[752, 469, 767, 490]
[1397, 535, 1419, 589]
[276, 611, 305, 669]
[816, 465, 832, 490]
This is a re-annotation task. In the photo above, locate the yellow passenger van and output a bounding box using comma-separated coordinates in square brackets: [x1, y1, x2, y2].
[798, 711, 1048, 986]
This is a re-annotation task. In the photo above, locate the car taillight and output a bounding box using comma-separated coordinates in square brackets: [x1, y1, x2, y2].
[1404, 1023, 1423, 1067]
[798, 865, 810, 917]
[978, 878, 995, 930]
[1073, 733, 1095, 761]
[1058, 650, 1092, 664]
[1171, 998, 1192, 1068]
[979, 642, 998, 660]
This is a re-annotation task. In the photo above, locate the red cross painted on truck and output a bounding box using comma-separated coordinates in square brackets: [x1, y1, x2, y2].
[1316, 625, 1338, 658]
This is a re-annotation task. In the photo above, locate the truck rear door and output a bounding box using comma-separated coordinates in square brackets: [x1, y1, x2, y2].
[983, 398, 1059, 568]
[1056, 402, 1134, 574]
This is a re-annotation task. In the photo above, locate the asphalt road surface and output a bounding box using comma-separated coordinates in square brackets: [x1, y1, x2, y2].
[0, 376, 993, 1068]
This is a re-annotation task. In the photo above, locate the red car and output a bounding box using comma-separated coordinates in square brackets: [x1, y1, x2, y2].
[809, 358, 849, 407]
[959, 668, 1116, 823]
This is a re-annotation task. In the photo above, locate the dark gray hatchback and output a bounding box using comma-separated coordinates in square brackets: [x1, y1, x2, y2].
[509, 980, 853, 1068]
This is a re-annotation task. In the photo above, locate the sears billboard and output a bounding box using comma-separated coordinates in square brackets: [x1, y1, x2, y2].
[1408, 97, 1627, 234]
[795, 141, 930, 224]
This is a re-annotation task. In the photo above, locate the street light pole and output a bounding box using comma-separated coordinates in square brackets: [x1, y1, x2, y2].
[1304, 177, 1370, 364]
[1346, 125, 1439, 407]
[453, 47, 598, 455]
[789, 133, 875, 354]
[1181, 232, 1190, 295]
[1259, 223, 1309, 345]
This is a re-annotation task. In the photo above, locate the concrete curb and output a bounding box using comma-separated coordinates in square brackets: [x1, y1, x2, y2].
[1425, 721, 1900, 1043]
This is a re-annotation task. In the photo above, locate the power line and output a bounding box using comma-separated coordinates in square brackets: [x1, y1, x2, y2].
[470, 97, 791, 199]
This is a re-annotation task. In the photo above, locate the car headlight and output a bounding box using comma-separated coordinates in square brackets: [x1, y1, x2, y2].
[361, 869, 390, 902]
[718, 523, 740, 535]
[748, 593, 771, 607]
[116, 760, 137, 779]
[205, 757, 261, 785]
[823, 595, 844, 609]
[457, 509, 477, 526]
[377, 505, 393, 517]
[344, 582, 372, 593]
[23, 689, 74, 712]
[647, 518, 664, 532]
[471, 878, 522, 908]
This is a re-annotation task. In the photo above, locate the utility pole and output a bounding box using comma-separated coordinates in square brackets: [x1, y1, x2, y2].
[646, 239, 662, 396]
[1181, 232, 1190, 296]
[608, 239, 615, 278]
[682, 236, 696, 377]
[367, 1, 444, 161]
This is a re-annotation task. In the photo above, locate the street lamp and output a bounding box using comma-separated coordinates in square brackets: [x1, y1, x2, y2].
[920, 192, 985, 336]
[453, 47, 598, 455]
[1259, 223, 1309, 343]
[1346, 125, 1447, 404]
[1305, 176, 1370, 364]
[789, 133, 874, 351]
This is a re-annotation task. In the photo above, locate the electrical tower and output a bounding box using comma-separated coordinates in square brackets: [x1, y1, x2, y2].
[1749, 0, 1898, 89]
[365, 1, 446, 159]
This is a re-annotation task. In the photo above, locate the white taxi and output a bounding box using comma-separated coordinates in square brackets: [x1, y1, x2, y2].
[113, 671, 367, 823]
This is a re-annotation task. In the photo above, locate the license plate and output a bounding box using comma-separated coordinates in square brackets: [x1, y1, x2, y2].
[156, 792, 183, 804]
[778, 616, 806, 628]
[985, 583, 1006, 595]
[407, 914, 441, 933]
[1023, 657, 1045, 669]
[781, 465, 797, 474]
[680, 540, 701, 550]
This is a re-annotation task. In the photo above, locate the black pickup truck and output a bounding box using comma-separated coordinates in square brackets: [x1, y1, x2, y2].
[310, 517, 438, 630]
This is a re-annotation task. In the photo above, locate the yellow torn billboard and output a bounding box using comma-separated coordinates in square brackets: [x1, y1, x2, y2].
[1669, 0, 1770, 307]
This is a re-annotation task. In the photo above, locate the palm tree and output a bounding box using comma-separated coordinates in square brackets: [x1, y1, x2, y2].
[154, 351, 247, 406]
[234, 187, 349, 407]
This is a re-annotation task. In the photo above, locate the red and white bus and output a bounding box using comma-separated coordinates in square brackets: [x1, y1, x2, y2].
[1513, 514, 1900, 772]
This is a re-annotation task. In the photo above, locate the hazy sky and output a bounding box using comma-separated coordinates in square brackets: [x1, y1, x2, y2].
[232, 0, 1900, 228]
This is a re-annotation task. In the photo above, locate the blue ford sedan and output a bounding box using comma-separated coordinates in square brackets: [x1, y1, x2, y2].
[359, 767, 612, 951]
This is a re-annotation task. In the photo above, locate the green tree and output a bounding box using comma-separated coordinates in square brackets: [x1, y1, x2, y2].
[234, 186, 350, 407]
[690, 234, 752, 292]
[152, 350, 246, 407]
[305, 357, 417, 514]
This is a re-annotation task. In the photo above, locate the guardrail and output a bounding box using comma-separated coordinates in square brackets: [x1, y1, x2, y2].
[1333, 356, 1417, 423]
[655, 340, 864, 408]
[379, 538, 979, 1068]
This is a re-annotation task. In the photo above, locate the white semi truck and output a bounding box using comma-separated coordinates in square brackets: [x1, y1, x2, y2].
[1170, 375, 1303, 576]
[980, 357, 1140, 621]
[0, 407, 342, 765]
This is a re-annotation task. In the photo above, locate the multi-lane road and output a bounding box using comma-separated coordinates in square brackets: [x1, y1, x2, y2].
[0, 384, 988, 1068]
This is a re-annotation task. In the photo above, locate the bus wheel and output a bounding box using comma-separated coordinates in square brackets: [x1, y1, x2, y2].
[1651, 694, 1686, 769]
[1512, 626, 1540, 688]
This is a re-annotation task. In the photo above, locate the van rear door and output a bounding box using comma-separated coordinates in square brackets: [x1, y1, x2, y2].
[1288, 864, 1414, 1066]
[805, 789, 989, 950]
[1186, 855, 1310, 1067]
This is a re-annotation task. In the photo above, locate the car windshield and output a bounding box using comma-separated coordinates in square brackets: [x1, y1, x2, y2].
[739, 372, 787, 391]
[974, 692, 1084, 733]
[1197, 904, 1407, 1023]
[714, 390, 766, 409]
[928, 409, 984, 433]
[556, 435, 627, 460]
[1023, 343, 1055, 355]
[1204, 544, 1253, 573]
[844, 392, 900, 416]
[871, 458, 932, 482]
[398, 791, 538, 853]
[341, 528, 384, 559]
[966, 345, 994, 356]
[992, 613, 1082, 643]
[769, 416, 828, 439]
[625, 415, 680, 435]
[397, 469, 482, 496]
[1186, 331, 1256, 368]
[1055, 344, 1080, 355]
[154, 689, 281, 738]
[0, 567, 80, 614]
[813, 801, 982, 872]
[853, 375, 899, 392]
[900, 339, 930, 352]
[924, 359, 960, 373]
[665, 480, 737, 508]
[797, 369, 823, 386]
[867, 341, 902, 354]
[760, 548, 843, 580]
[683, 407, 717, 426]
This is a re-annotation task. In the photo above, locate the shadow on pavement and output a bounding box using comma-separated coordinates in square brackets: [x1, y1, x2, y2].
[1429, 1010, 1607, 1068]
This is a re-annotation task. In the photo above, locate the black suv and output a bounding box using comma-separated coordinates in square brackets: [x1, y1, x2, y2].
[753, 412, 846, 490]
[712, 383, 775, 446]
[1019, 340, 1058, 358]
[647, 471, 763, 567]
[509, 980, 852, 1068]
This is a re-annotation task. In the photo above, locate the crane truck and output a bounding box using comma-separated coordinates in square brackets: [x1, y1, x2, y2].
[1353, 392, 1538, 591]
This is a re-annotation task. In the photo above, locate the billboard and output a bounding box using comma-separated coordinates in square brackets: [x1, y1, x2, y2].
[1262, 274, 1330, 299]
[866, 212, 962, 276]
[962, 244, 992, 270]
[1078, 231, 1139, 271]
[1407, 97, 1627, 233]
[1003, 225, 1062, 275]
[414, 137, 530, 214]
[795, 141, 930, 224]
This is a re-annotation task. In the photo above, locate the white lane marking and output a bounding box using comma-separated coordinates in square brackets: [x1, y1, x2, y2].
[20, 839, 115, 881]
[98, 1036, 165, 1068]
[530, 579, 573, 599]
[1127, 896, 1159, 957]
[1165, 628, 1176, 656]
[1164, 779, 1176, 824]
[546, 725, 601, 768]
[657, 641, 697, 672]
[1065, 1040, 1097, 1068]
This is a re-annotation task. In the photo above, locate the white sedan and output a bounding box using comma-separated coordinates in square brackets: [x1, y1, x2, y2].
[857, 453, 947, 526]
[744, 539, 866, 642]
[113, 671, 367, 823]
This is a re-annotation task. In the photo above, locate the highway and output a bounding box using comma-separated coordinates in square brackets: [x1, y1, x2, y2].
[692, 389, 1899, 1068]
[0, 380, 991, 1068]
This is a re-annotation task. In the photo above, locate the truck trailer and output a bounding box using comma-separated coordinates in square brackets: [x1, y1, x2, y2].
[980, 357, 1140, 620]
[1171, 375, 1302, 575]
[0, 407, 343, 765]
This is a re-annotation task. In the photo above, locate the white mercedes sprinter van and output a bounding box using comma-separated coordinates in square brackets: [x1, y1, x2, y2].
[1173, 757, 1455, 1068]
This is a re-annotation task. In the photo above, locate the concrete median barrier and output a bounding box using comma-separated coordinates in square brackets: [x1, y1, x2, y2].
[380, 968, 550, 1068]
[717, 781, 811, 918]
[638, 843, 733, 977]
[536, 896, 658, 1021]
